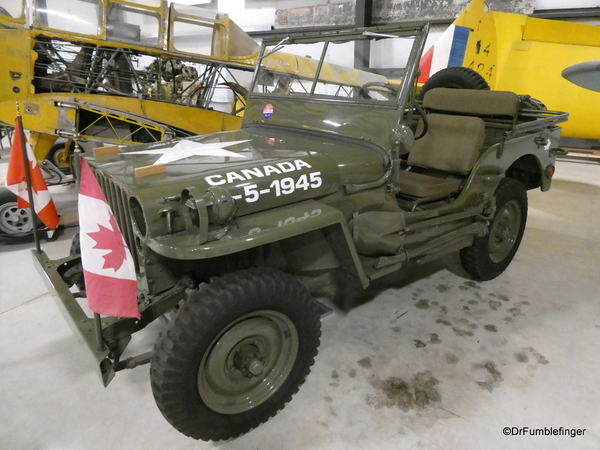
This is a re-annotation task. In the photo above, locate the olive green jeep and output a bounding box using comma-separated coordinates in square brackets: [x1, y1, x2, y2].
[33, 23, 568, 441]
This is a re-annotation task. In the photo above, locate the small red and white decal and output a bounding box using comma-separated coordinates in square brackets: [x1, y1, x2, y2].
[263, 104, 273, 119]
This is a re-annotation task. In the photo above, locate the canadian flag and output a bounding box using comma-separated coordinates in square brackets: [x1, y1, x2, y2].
[78, 157, 139, 318]
[5, 116, 59, 230]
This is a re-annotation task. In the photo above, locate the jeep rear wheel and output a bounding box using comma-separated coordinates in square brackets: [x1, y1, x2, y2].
[460, 178, 528, 281]
[150, 267, 321, 441]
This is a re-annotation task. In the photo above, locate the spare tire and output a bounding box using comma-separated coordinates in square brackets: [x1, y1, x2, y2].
[418, 67, 489, 99]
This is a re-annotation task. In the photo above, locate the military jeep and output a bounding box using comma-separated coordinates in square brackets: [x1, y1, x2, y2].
[33, 23, 568, 441]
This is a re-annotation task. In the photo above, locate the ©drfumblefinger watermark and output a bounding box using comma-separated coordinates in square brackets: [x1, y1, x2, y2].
[503, 427, 586, 438]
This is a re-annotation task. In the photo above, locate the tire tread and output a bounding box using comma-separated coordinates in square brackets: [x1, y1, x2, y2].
[151, 267, 321, 441]
[460, 178, 528, 281]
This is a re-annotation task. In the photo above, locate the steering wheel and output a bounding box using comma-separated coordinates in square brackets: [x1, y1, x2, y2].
[413, 101, 429, 140]
[358, 82, 398, 100]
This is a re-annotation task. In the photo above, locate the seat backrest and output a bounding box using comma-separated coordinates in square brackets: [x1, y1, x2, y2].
[408, 113, 486, 175]
[423, 88, 519, 116]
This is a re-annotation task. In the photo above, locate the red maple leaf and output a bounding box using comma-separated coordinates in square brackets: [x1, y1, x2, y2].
[87, 214, 128, 272]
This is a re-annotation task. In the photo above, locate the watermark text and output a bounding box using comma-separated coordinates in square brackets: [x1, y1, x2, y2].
[503, 427, 586, 438]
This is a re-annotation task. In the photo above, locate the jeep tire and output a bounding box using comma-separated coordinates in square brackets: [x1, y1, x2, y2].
[460, 177, 528, 281]
[150, 267, 321, 441]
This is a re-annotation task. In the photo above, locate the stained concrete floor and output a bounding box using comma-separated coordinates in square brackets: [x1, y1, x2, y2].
[1, 150, 599, 450]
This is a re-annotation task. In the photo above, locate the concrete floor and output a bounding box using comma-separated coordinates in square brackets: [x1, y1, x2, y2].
[1, 150, 599, 449]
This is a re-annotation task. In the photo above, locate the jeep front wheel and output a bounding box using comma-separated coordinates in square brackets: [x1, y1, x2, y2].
[460, 177, 528, 281]
[150, 267, 321, 441]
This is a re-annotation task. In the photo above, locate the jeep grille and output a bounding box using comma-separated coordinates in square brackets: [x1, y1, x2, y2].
[94, 171, 140, 271]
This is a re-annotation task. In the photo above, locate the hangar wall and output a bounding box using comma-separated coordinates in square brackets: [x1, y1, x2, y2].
[274, 0, 536, 27]
[205, 0, 600, 31]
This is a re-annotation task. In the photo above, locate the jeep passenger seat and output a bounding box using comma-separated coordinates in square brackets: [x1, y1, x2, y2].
[397, 88, 520, 200]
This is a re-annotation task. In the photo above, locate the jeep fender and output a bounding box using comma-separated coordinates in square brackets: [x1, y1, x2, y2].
[463, 130, 558, 198]
[147, 199, 370, 288]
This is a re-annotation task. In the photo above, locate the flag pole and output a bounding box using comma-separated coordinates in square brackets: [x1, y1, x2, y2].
[16, 103, 41, 253]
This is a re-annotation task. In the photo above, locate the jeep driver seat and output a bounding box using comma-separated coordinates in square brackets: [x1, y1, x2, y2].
[398, 113, 485, 198]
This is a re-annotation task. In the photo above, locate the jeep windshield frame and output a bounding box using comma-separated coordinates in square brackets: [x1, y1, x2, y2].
[250, 23, 429, 113]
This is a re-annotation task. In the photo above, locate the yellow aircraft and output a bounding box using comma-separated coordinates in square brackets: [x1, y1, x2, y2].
[418, 0, 600, 142]
[0, 0, 259, 171]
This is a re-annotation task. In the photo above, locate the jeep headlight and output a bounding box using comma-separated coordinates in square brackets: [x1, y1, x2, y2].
[180, 187, 236, 244]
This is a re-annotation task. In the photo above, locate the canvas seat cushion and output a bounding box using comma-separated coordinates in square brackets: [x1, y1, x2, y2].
[397, 113, 486, 198]
[423, 88, 519, 116]
[397, 170, 463, 198]
[408, 114, 486, 175]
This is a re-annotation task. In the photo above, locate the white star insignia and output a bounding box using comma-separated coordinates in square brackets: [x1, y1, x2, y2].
[128, 139, 250, 165]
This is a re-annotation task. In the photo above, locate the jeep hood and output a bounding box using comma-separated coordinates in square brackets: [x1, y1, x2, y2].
[90, 126, 388, 221]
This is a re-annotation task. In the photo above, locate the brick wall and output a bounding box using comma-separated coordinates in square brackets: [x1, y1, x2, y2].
[274, 0, 534, 28]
